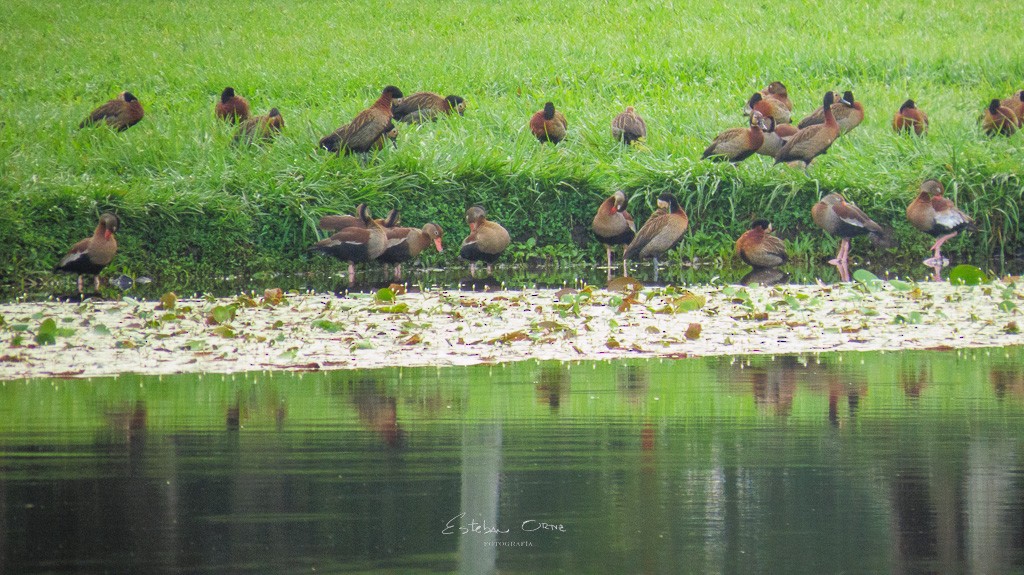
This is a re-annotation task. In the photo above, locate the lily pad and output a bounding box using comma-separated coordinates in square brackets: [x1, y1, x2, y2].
[949, 265, 988, 286]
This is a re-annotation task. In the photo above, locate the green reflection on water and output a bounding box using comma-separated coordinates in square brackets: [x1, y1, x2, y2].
[1, 347, 1023, 574]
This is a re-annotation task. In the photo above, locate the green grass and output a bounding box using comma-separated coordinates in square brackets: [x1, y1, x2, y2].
[1, 0, 1022, 287]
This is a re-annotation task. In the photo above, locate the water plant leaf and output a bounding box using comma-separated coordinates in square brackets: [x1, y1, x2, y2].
[674, 293, 706, 312]
[92, 324, 111, 335]
[312, 319, 344, 332]
[157, 292, 177, 310]
[208, 305, 236, 325]
[212, 325, 235, 338]
[948, 265, 988, 286]
[685, 323, 702, 340]
[889, 280, 914, 292]
[262, 288, 284, 306]
[375, 287, 396, 303]
[35, 318, 57, 346]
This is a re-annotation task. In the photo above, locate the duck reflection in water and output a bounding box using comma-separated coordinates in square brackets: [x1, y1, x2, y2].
[351, 381, 406, 449]
[901, 367, 930, 399]
[739, 267, 790, 286]
[827, 379, 867, 428]
[535, 364, 570, 410]
[104, 400, 148, 455]
[617, 363, 650, 404]
[990, 368, 1024, 402]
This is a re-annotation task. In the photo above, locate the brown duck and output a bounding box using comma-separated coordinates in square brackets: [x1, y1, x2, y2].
[745, 81, 793, 114]
[319, 204, 400, 233]
[310, 204, 388, 284]
[892, 99, 928, 135]
[216, 87, 250, 123]
[378, 223, 444, 278]
[530, 102, 567, 144]
[735, 220, 787, 269]
[623, 193, 689, 271]
[799, 90, 863, 134]
[906, 179, 975, 273]
[982, 98, 1018, 136]
[55, 212, 119, 291]
[1001, 90, 1024, 126]
[775, 91, 845, 167]
[611, 106, 647, 144]
[392, 92, 465, 123]
[746, 92, 791, 125]
[592, 191, 636, 276]
[80, 92, 144, 131]
[460, 206, 511, 276]
[755, 117, 799, 158]
[319, 85, 404, 154]
[703, 111, 767, 163]
[812, 193, 888, 281]
[233, 108, 283, 144]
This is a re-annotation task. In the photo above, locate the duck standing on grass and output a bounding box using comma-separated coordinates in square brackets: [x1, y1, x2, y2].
[811, 193, 891, 282]
[775, 91, 846, 169]
[611, 106, 647, 145]
[623, 193, 689, 281]
[892, 99, 928, 135]
[592, 191, 636, 277]
[79, 92, 144, 132]
[744, 81, 793, 118]
[906, 179, 975, 281]
[377, 223, 444, 279]
[319, 205, 400, 233]
[799, 90, 863, 134]
[319, 85, 403, 155]
[460, 206, 510, 276]
[1001, 90, 1023, 126]
[55, 213, 119, 292]
[310, 204, 388, 284]
[530, 102, 567, 144]
[982, 98, 1018, 136]
[735, 220, 787, 269]
[216, 87, 250, 123]
[755, 117, 799, 158]
[746, 92, 791, 126]
[702, 111, 767, 163]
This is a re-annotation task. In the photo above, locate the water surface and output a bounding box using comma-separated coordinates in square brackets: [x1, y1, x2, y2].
[2, 348, 1024, 573]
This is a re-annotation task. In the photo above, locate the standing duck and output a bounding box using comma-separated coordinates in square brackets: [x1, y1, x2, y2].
[79, 92, 144, 131]
[319, 85, 404, 154]
[746, 92, 791, 125]
[530, 102, 567, 144]
[215, 87, 250, 123]
[799, 90, 863, 134]
[378, 223, 444, 279]
[460, 206, 511, 276]
[623, 193, 689, 277]
[735, 220, 787, 269]
[55, 212, 119, 292]
[310, 204, 388, 284]
[811, 193, 888, 282]
[982, 98, 1018, 136]
[745, 81, 793, 114]
[755, 117, 799, 158]
[592, 191, 636, 277]
[319, 205, 400, 233]
[611, 106, 647, 145]
[1001, 90, 1024, 126]
[392, 92, 465, 123]
[892, 99, 928, 135]
[233, 108, 283, 144]
[775, 91, 845, 168]
[703, 111, 767, 163]
[906, 179, 975, 278]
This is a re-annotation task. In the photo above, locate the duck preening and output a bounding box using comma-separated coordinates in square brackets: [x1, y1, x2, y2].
[55, 212, 119, 292]
[735, 220, 787, 269]
[319, 85, 403, 154]
[812, 193, 891, 282]
[460, 206, 510, 276]
[906, 179, 975, 279]
[233, 108, 283, 144]
[592, 191, 636, 277]
[703, 111, 767, 163]
[319, 204, 400, 233]
[982, 98, 1018, 136]
[611, 106, 647, 144]
[892, 99, 928, 135]
[755, 116, 799, 158]
[392, 92, 465, 123]
[623, 193, 689, 279]
[530, 102, 567, 144]
[377, 223, 444, 278]
[79, 92, 144, 132]
[216, 87, 250, 123]
[775, 91, 845, 168]
[310, 204, 388, 284]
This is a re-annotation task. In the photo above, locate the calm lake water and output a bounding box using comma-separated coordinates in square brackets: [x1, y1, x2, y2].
[2, 349, 1024, 574]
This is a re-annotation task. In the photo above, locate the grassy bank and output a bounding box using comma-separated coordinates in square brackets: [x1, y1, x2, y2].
[1, 0, 1022, 288]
